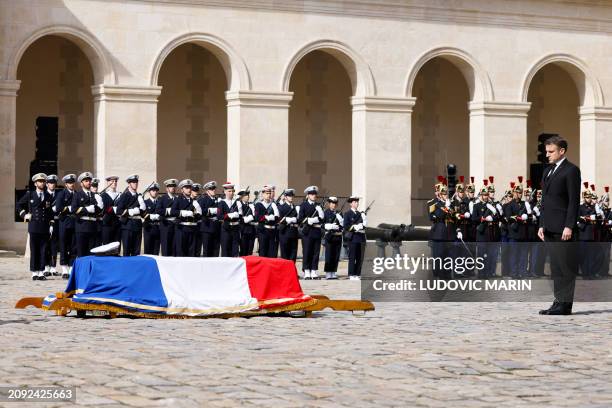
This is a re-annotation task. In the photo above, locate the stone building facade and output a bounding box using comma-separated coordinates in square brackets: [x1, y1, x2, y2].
[1, 0, 612, 249]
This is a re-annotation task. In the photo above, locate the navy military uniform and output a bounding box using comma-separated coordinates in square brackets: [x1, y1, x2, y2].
[100, 175, 121, 247]
[239, 189, 257, 256]
[323, 197, 343, 279]
[44, 174, 60, 276]
[17, 173, 54, 280]
[528, 190, 546, 277]
[54, 174, 77, 278]
[156, 179, 178, 256]
[171, 179, 201, 257]
[143, 183, 161, 255]
[343, 197, 367, 280]
[278, 189, 299, 262]
[198, 181, 221, 257]
[116, 174, 145, 256]
[255, 186, 280, 258]
[71, 172, 103, 258]
[428, 180, 456, 279]
[297, 186, 324, 279]
[91, 178, 103, 247]
[471, 185, 501, 278]
[577, 186, 599, 279]
[191, 183, 203, 256]
[218, 182, 242, 257]
[504, 184, 530, 278]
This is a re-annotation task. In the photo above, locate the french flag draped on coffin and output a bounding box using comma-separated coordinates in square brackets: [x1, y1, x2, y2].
[43, 256, 314, 317]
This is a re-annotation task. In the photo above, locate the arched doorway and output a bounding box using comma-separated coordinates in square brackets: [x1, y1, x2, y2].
[288, 50, 352, 197]
[156, 43, 228, 183]
[410, 57, 470, 224]
[16, 35, 94, 192]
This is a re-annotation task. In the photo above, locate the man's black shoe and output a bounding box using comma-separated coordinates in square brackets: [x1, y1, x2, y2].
[32, 275, 38, 281]
[540, 301, 572, 315]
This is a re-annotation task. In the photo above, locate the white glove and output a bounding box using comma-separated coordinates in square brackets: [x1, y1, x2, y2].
[166, 208, 171, 216]
[228, 211, 240, 219]
[208, 207, 217, 215]
[525, 201, 532, 214]
[469, 201, 474, 213]
[128, 208, 140, 216]
[521, 214, 528, 221]
[265, 214, 275, 222]
[180, 210, 193, 218]
[85, 205, 95, 213]
[307, 216, 319, 225]
[192, 201, 202, 215]
[316, 205, 324, 219]
[137, 195, 145, 209]
[354, 223, 364, 231]
[52, 205, 57, 213]
[608, 220, 612, 225]
[362, 213, 367, 226]
[464, 212, 470, 218]
[95, 194, 103, 209]
[590, 214, 596, 221]
[243, 215, 254, 223]
[286, 217, 297, 224]
[324, 223, 335, 231]
[445, 199, 451, 208]
[456, 231, 463, 240]
[486, 203, 497, 214]
[24, 213, 32, 221]
[496, 204, 503, 214]
[49, 225, 53, 234]
[336, 213, 343, 224]
[150, 214, 160, 221]
[485, 215, 493, 222]
[534, 207, 540, 216]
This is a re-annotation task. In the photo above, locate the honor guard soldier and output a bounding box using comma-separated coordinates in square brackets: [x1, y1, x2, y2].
[471, 183, 501, 278]
[44, 174, 60, 277]
[255, 185, 280, 258]
[529, 189, 546, 277]
[504, 182, 530, 278]
[589, 185, 607, 277]
[171, 179, 202, 256]
[298, 186, 324, 279]
[238, 188, 257, 256]
[156, 179, 178, 256]
[270, 186, 281, 257]
[17, 173, 54, 280]
[523, 180, 539, 277]
[101, 175, 121, 246]
[72, 172, 103, 258]
[198, 181, 221, 257]
[218, 182, 242, 257]
[323, 196, 344, 279]
[278, 189, 299, 262]
[54, 174, 77, 279]
[343, 196, 367, 280]
[143, 182, 161, 255]
[90, 178, 103, 247]
[499, 186, 513, 278]
[427, 177, 456, 279]
[191, 183, 203, 256]
[577, 183, 599, 279]
[599, 187, 612, 278]
[452, 178, 473, 275]
[116, 174, 145, 256]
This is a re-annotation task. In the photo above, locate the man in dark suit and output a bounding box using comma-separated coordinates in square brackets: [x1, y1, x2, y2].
[537, 136, 581, 315]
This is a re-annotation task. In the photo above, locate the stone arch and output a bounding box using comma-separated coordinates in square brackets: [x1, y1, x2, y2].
[150, 32, 251, 91]
[521, 53, 603, 107]
[405, 46, 493, 101]
[7, 25, 115, 84]
[281, 39, 376, 96]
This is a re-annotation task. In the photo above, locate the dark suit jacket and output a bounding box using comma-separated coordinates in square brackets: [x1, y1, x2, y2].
[539, 158, 581, 234]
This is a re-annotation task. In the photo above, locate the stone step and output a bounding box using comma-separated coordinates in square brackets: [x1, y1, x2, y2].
[0, 250, 18, 258]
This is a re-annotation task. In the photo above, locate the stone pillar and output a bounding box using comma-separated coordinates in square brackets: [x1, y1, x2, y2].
[92, 85, 161, 185]
[469, 102, 531, 190]
[226, 91, 293, 188]
[579, 106, 612, 188]
[351, 96, 415, 227]
[0, 80, 21, 250]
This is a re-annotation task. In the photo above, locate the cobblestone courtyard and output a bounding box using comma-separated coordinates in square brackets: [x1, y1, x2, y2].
[1, 256, 611, 407]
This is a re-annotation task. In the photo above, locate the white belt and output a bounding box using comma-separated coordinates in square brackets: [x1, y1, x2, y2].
[79, 216, 96, 221]
[129, 216, 142, 220]
[165, 217, 176, 221]
[311, 224, 321, 228]
[180, 222, 197, 226]
[228, 221, 239, 226]
[264, 224, 277, 229]
[330, 232, 342, 236]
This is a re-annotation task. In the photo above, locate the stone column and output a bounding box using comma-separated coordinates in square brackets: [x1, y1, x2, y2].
[92, 85, 161, 185]
[579, 106, 612, 188]
[469, 102, 531, 190]
[226, 91, 293, 188]
[0, 80, 21, 250]
[351, 96, 415, 227]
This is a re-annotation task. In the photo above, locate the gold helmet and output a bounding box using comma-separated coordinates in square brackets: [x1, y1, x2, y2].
[487, 176, 495, 193]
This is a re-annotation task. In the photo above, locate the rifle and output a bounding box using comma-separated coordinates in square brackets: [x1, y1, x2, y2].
[275, 189, 287, 204]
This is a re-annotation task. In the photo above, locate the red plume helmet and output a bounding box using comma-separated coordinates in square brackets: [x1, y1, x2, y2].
[437, 175, 444, 183]
[459, 176, 465, 183]
[606, 186, 610, 193]
[470, 176, 474, 184]
[518, 176, 523, 183]
[527, 180, 532, 188]
[489, 176, 494, 183]
[483, 179, 489, 186]
[510, 182, 516, 188]
[591, 184, 596, 191]
[583, 181, 589, 189]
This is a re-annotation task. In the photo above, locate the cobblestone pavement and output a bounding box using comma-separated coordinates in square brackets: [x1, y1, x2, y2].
[1, 256, 611, 407]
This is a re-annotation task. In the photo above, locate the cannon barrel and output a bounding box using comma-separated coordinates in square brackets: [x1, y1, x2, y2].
[362, 223, 430, 241]
[364, 227, 398, 242]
